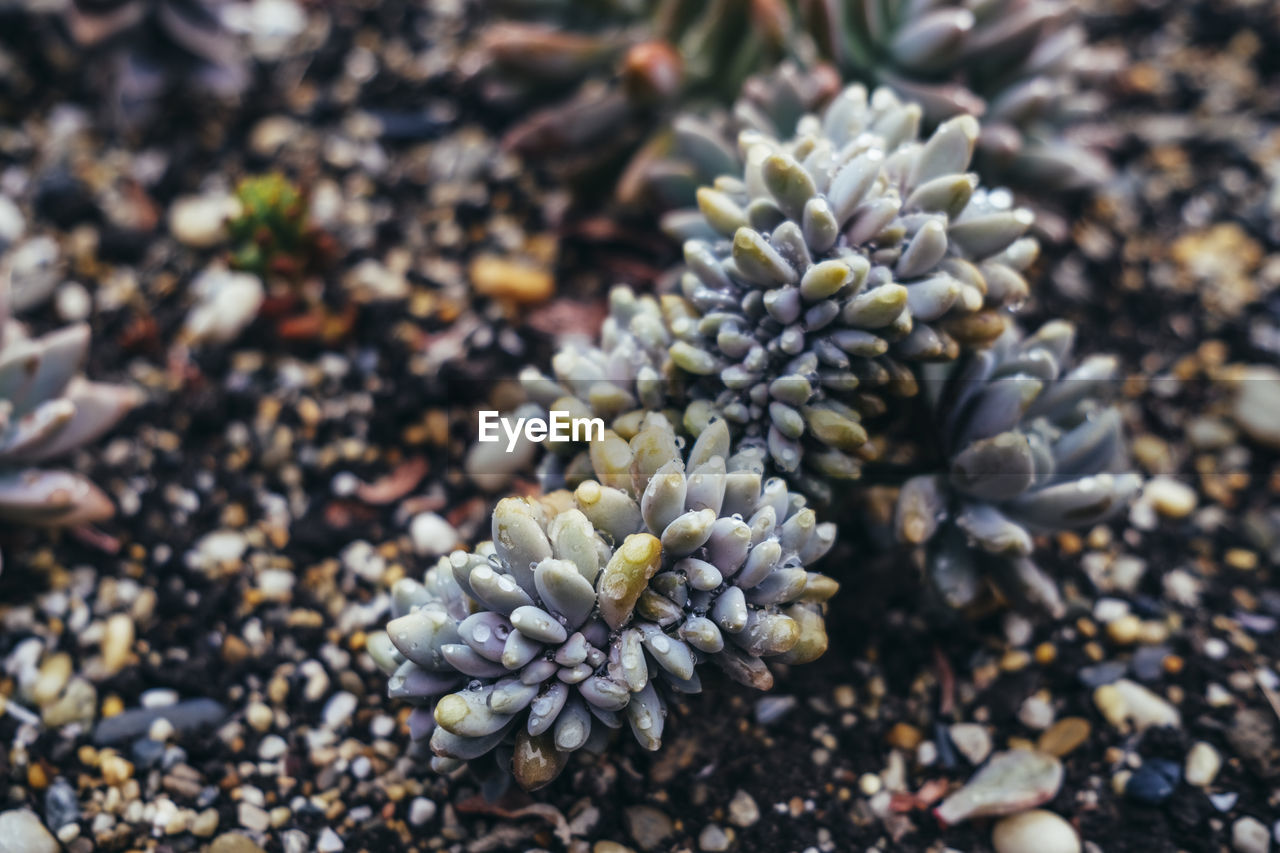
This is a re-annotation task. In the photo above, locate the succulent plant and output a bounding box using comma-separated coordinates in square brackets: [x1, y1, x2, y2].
[0, 270, 141, 565]
[663, 83, 1037, 499]
[227, 174, 334, 281]
[893, 320, 1142, 615]
[521, 286, 681, 429]
[65, 0, 248, 125]
[372, 412, 837, 792]
[474, 0, 1109, 209]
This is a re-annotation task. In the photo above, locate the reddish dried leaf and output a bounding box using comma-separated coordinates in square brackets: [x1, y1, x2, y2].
[356, 458, 429, 505]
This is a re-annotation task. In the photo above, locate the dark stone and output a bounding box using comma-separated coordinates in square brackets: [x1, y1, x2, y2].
[1078, 661, 1127, 688]
[935, 720, 959, 769]
[97, 226, 152, 264]
[1132, 645, 1170, 682]
[34, 170, 99, 228]
[92, 699, 227, 746]
[131, 736, 166, 769]
[369, 106, 453, 142]
[44, 776, 78, 829]
[1126, 758, 1181, 804]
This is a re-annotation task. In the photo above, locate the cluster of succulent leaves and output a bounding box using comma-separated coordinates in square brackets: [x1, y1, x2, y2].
[371, 414, 836, 792]
[411, 80, 1138, 790]
[476, 0, 1109, 208]
[895, 321, 1142, 616]
[0, 269, 141, 569]
[227, 174, 334, 281]
[529, 84, 1039, 502]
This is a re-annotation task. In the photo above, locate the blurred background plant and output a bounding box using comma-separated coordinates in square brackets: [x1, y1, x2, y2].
[228, 173, 336, 282]
[0, 268, 141, 567]
[470, 0, 1118, 216]
[62, 0, 250, 127]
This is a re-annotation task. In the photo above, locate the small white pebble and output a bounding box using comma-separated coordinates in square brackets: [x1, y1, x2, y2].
[858, 773, 882, 796]
[55, 282, 91, 322]
[1231, 815, 1269, 853]
[148, 718, 175, 742]
[1018, 696, 1055, 730]
[317, 827, 344, 852]
[993, 810, 1081, 853]
[1185, 741, 1222, 788]
[1092, 598, 1130, 623]
[323, 691, 358, 728]
[1203, 637, 1230, 660]
[238, 802, 270, 832]
[411, 512, 460, 557]
[140, 688, 179, 709]
[408, 798, 436, 826]
[258, 735, 288, 761]
[1145, 475, 1197, 519]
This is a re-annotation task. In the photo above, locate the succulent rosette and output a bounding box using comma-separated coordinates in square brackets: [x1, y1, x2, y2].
[664, 83, 1037, 498]
[894, 320, 1142, 615]
[372, 413, 837, 791]
[0, 268, 142, 566]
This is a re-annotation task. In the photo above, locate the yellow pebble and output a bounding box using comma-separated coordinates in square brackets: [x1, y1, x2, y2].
[469, 254, 554, 305]
[886, 722, 923, 751]
[101, 695, 125, 718]
[27, 764, 48, 789]
[1034, 643, 1057, 665]
[1000, 650, 1031, 672]
[1106, 615, 1141, 645]
[1225, 549, 1258, 570]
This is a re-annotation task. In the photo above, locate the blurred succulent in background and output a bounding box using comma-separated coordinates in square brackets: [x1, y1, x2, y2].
[373, 413, 836, 793]
[471, 0, 827, 199]
[473, 0, 1110, 211]
[800, 0, 1114, 190]
[0, 270, 141, 565]
[893, 320, 1141, 615]
[664, 83, 1038, 500]
[64, 0, 249, 126]
[227, 174, 335, 282]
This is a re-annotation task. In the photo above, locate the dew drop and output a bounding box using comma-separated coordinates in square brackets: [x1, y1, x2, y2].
[472, 624, 491, 643]
[651, 636, 671, 654]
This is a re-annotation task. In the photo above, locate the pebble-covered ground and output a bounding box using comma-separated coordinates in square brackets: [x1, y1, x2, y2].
[0, 1, 1279, 852]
